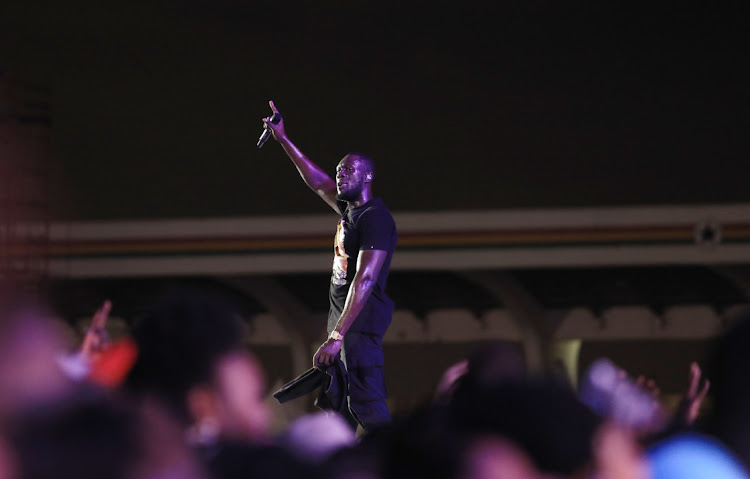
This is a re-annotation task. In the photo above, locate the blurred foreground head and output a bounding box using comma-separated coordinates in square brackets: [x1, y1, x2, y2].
[458, 342, 527, 390]
[0, 289, 73, 421]
[435, 342, 527, 404]
[6, 389, 206, 479]
[124, 288, 270, 444]
[377, 404, 542, 479]
[707, 306, 750, 469]
[280, 411, 355, 465]
[450, 376, 602, 477]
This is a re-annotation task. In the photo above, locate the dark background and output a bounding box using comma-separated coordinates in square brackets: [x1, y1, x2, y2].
[2, 2, 747, 411]
[1, 1, 748, 220]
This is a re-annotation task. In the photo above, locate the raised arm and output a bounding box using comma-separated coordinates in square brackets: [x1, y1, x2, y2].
[262, 101, 339, 213]
[313, 249, 388, 366]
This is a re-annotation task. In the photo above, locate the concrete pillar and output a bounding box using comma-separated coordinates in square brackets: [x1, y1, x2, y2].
[552, 339, 582, 387]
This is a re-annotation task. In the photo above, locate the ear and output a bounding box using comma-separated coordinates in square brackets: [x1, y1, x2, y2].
[366, 172, 373, 182]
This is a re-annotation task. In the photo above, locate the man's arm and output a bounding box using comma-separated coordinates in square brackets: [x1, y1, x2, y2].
[313, 249, 388, 366]
[262, 100, 339, 213]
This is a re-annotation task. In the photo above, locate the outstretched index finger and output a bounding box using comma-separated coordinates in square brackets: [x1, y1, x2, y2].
[269, 100, 279, 114]
[92, 300, 112, 330]
[687, 361, 701, 397]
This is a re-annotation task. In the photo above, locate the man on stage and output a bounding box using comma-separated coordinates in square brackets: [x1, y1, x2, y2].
[261, 101, 397, 431]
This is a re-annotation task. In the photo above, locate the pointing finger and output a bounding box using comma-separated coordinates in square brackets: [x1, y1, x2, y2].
[687, 362, 701, 397]
[92, 300, 112, 329]
[269, 100, 279, 114]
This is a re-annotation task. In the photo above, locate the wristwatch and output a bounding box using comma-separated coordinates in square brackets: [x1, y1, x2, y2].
[328, 330, 344, 341]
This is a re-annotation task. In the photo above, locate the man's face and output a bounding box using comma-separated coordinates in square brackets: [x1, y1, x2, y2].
[336, 155, 369, 202]
[212, 351, 270, 442]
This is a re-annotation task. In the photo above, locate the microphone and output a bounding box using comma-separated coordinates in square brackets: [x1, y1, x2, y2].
[257, 112, 282, 148]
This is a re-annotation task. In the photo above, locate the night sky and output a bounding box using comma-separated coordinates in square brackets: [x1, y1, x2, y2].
[1, 1, 748, 220]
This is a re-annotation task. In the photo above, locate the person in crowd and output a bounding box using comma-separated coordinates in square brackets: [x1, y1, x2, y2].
[0, 291, 75, 421]
[647, 307, 750, 479]
[123, 288, 312, 479]
[435, 342, 527, 403]
[56, 300, 113, 381]
[279, 411, 356, 465]
[5, 389, 207, 479]
[580, 357, 711, 444]
[449, 375, 602, 477]
[704, 306, 750, 468]
[0, 289, 206, 479]
[430, 342, 651, 479]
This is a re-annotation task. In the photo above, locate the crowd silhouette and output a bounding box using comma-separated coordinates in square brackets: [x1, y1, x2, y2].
[1, 285, 748, 479]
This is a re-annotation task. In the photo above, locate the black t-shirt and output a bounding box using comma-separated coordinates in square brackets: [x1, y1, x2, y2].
[327, 197, 397, 339]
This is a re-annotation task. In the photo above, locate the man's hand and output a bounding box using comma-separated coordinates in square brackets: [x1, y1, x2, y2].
[262, 100, 286, 142]
[313, 338, 342, 367]
[683, 361, 710, 424]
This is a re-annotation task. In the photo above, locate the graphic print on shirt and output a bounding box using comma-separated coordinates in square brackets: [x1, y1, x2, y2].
[331, 219, 348, 285]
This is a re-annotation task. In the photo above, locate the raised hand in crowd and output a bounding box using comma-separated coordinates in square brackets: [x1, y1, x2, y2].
[79, 300, 112, 362]
[434, 359, 469, 402]
[678, 361, 711, 426]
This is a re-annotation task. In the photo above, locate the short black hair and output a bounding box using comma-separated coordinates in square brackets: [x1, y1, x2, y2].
[449, 377, 601, 476]
[124, 287, 247, 425]
[8, 389, 142, 479]
[347, 152, 375, 176]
